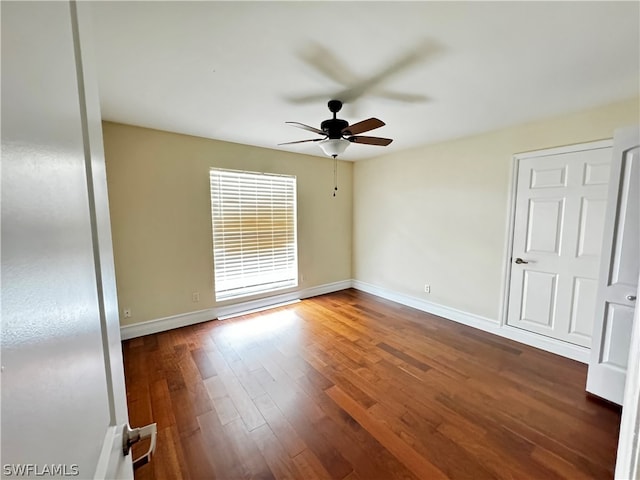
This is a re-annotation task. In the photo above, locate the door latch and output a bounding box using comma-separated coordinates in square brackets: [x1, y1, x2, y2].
[123, 423, 157, 470]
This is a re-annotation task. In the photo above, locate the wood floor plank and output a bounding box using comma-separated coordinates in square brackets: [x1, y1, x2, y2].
[292, 449, 335, 480]
[190, 348, 217, 380]
[251, 423, 304, 480]
[228, 357, 268, 399]
[377, 341, 431, 371]
[124, 289, 621, 480]
[149, 379, 176, 430]
[436, 421, 538, 480]
[197, 410, 245, 479]
[179, 429, 218, 479]
[256, 373, 353, 478]
[204, 374, 261, 429]
[253, 393, 307, 458]
[326, 384, 449, 480]
[152, 425, 190, 480]
[219, 372, 266, 431]
[223, 418, 275, 480]
[168, 387, 200, 438]
[530, 446, 596, 480]
[295, 373, 419, 480]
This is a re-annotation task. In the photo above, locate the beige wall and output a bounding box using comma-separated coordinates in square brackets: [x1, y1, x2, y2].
[103, 122, 352, 325]
[353, 97, 639, 321]
[105, 98, 638, 327]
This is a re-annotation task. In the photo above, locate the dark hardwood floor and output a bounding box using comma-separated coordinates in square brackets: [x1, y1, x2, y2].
[123, 289, 621, 479]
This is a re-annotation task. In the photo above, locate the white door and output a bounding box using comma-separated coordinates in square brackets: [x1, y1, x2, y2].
[587, 126, 639, 406]
[507, 142, 612, 347]
[1, 2, 142, 478]
[615, 273, 640, 479]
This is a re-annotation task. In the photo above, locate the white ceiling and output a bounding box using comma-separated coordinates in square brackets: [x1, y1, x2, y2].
[90, 1, 640, 161]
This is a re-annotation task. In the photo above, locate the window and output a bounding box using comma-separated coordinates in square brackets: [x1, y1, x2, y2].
[210, 168, 298, 301]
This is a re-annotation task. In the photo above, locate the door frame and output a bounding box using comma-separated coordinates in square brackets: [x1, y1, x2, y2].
[73, 2, 133, 477]
[499, 139, 613, 363]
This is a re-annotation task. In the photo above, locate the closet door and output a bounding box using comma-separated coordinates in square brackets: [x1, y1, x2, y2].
[506, 142, 612, 347]
[587, 126, 639, 405]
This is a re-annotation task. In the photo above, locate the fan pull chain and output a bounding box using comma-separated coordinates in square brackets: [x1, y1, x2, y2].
[333, 156, 338, 197]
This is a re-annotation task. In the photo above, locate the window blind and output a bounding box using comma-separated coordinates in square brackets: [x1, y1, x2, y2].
[210, 168, 298, 301]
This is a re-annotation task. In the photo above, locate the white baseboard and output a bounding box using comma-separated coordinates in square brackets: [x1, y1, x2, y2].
[120, 308, 217, 340]
[119, 279, 352, 340]
[120, 278, 590, 363]
[213, 280, 353, 320]
[351, 280, 590, 363]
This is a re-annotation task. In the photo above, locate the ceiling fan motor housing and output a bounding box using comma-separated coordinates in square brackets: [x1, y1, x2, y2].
[327, 99, 343, 113]
[321, 118, 349, 139]
[281, 97, 392, 147]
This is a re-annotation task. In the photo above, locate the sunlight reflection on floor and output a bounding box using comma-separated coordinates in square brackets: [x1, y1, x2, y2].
[216, 308, 299, 343]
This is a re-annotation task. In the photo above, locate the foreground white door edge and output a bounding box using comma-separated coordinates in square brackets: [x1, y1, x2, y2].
[588, 126, 639, 406]
[615, 275, 640, 479]
[1, 1, 133, 478]
[505, 141, 613, 348]
[71, 2, 135, 478]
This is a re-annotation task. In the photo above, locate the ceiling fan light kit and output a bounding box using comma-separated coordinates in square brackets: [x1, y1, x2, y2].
[318, 138, 350, 157]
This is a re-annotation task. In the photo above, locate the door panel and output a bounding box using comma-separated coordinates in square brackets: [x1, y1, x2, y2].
[587, 127, 639, 405]
[521, 270, 557, 328]
[507, 144, 612, 347]
[525, 199, 564, 253]
[602, 303, 634, 369]
[530, 166, 567, 188]
[583, 161, 610, 185]
[577, 197, 607, 257]
[569, 277, 598, 338]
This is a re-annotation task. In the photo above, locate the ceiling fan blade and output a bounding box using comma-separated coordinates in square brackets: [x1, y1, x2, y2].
[342, 118, 385, 135]
[285, 92, 332, 104]
[285, 121, 325, 135]
[348, 136, 393, 146]
[372, 90, 430, 103]
[278, 138, 322, 145]
[336, 39, 443, 103]
[298, 42, 358, 87]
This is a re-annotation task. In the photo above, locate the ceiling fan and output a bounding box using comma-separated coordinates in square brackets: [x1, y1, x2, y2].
[279, 99, 393, 158]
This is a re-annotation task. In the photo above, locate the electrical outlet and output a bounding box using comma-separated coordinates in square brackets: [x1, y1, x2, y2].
[123, 308, 131, 318]
[192, 292, 200, 302]
[424, 284, 431, 294]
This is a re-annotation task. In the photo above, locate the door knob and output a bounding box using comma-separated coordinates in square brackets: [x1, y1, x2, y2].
[123, 423, 157, 470]
[514, 258, 529, 264]
[627, 295, 637, 301]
